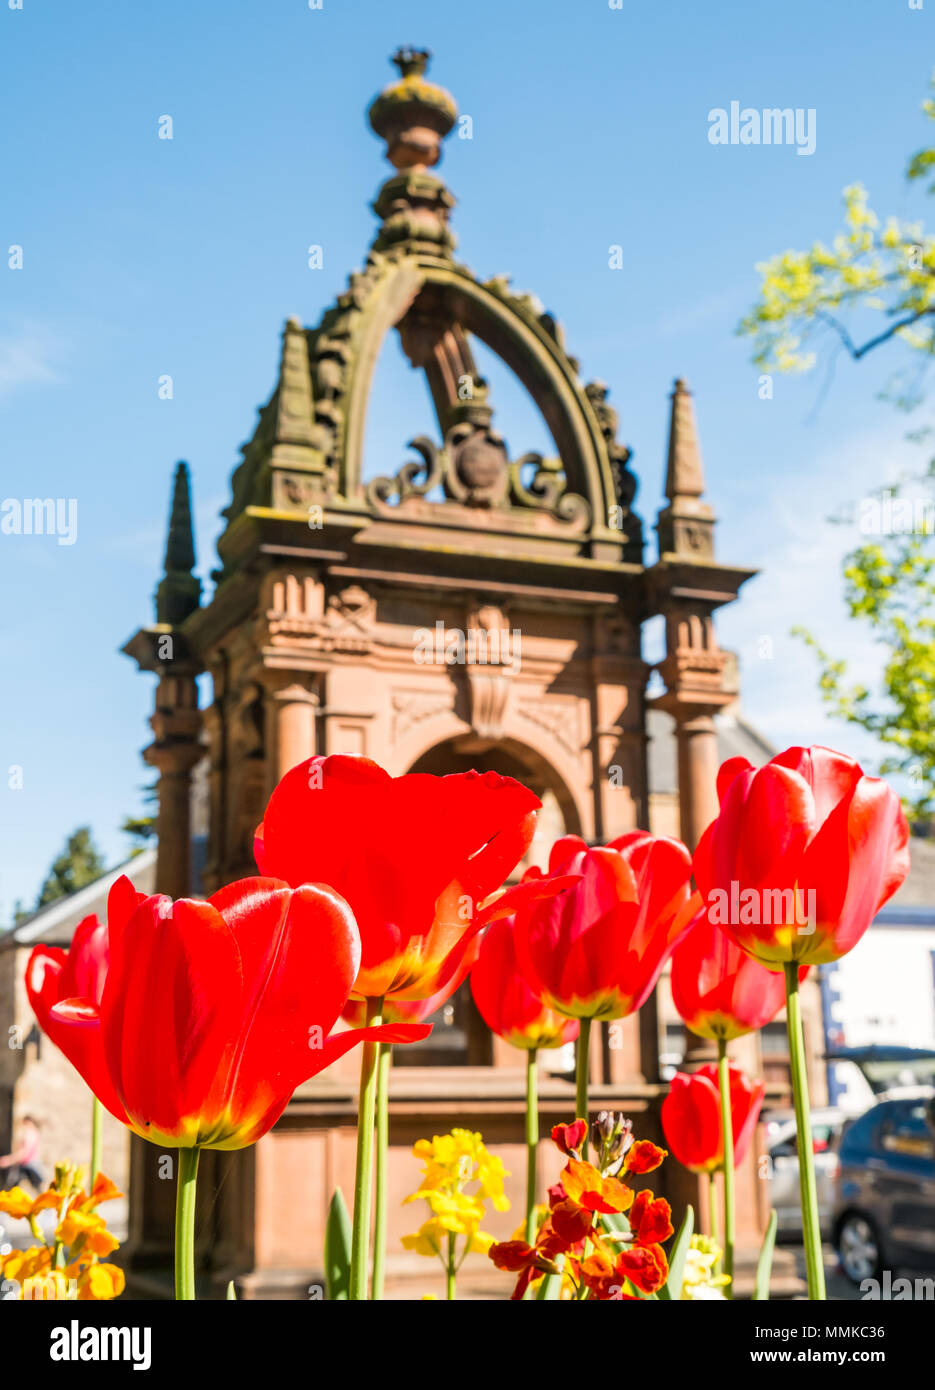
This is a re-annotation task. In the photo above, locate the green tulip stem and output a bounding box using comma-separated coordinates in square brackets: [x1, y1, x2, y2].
[525, 1048, 539, 1244]
[349, 995, 383, 1301]
[90, 1095, 103, 1189]
[708, 1167, 720, 1247]
[784, 962, 826, 1300]
[174, 1146, 200, 1301]
[371, 1040, 392, 1301]
[575, 1017, 591, 1152]
[446, 1231, 457, 1301]
[717, 1038, 735, 1297]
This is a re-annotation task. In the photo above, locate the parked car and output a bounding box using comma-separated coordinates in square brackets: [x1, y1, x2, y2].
[832, 1092, 935, 1284]
[765, 1107, 846, 1237]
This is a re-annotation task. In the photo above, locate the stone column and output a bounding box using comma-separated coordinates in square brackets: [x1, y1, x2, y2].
[674, 711, 720, 853]
[126, 668, 202, 1288]
[143, 671, 203, 899]
[264, 677, 320, 793]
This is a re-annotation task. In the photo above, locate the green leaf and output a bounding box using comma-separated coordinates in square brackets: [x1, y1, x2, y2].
[535, 1270, 563, 1299]
[226, 1280, 237, 1300]
[324, 1188, 352, 1301]
[599, 1211, 631, 1235]
[658, 1204, 694, 1301]
[754, 1209, 778, 1301]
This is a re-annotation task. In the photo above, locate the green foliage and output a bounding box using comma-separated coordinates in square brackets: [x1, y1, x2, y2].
[754, 1210, 778, 1301]
[121, 781, 158, 854]
[743, 73, 935, 819]
[36, 827, 106, 909]
[120, 814, 157, 852]
[739, 74, 935, 380]
[324, 1188, 352, 1300]
[658, 1203, 694, 1301]
[534, 1267, 563, 1300]
[794, 470, 935, 820]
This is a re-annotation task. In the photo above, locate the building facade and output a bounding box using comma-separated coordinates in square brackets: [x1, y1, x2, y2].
[118, 48, 794, 1297]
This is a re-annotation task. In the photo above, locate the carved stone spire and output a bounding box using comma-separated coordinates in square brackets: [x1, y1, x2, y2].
[368, 48, 458, 255]
[273, 317, 317, 448]
[156, 461, 201, 624]
[656, 378, 715, 559]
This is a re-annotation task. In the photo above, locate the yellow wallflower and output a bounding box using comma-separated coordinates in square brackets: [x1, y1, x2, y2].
[0, 1169, 123, 1301]
[402, 1128, 510, 1298]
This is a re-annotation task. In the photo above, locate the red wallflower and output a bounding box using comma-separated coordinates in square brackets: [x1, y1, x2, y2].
[693, 746, 909, 967]
[513, 831, 695, 1020]
[490, 1122, 672, 1299]
[470, 916, 579, 1051]
[42, 878, 429, 1150]
[661, 1064, 765, 1174]
[255, 755, 543, 1001]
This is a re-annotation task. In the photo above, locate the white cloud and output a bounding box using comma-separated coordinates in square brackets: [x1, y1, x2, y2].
[0, 324, 63, 397]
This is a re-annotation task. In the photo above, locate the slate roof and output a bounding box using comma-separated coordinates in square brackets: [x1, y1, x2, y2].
[0, 849, 157, 951]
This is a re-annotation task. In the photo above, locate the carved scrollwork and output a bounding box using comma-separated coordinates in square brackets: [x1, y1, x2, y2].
[367, 435, 445, 506]
[508, 453, 591, 527]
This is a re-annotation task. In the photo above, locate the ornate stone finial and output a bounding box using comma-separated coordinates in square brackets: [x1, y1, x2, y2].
[392, 46, 431, 79]
[368, 46, 457, 172]
[156, 461, 201, 624]
[664, 378, 705, 501]
[656, 379, 715, 559]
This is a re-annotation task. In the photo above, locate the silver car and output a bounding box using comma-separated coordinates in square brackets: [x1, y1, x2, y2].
[766, 1107, 846, 1237]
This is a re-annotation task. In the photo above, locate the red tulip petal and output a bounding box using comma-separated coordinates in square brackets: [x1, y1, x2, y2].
[104, 874, 149, 961]
[302, 1021, 432, 1080]
[735, 763, 814, 886]
[47, 999, 130, 1126]
[731, 1075, 766, 1167]
[717, 756, 753, 805]
[661, 1071, 722, 1172]
[548, 835, 588, 874]
[770, 745, 862, 826]
[256, 757, 539, 980]
[64, 914, 109, 1004]
[101, 896, 245, 1142]
[210, 878, 362, 1103]
[805, 775, 909, 959]
[25, 945, 68, 1032]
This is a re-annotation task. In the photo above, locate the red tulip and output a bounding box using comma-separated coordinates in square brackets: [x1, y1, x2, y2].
[342, 956, 473, 1027]
[254, 755, 543, 1001]
[661, 1064, 765, 1174]
[513, 832, 696, 1021]
[42, 877, 430, 1150]
[26, 875, 147, 1114]
[693, 745, 910, 967]
[670, 909, 808, 1041]
[470, 916, 579, 1051]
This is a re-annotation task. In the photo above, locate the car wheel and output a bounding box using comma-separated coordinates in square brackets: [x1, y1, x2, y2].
[836, 1212, 882, 1284]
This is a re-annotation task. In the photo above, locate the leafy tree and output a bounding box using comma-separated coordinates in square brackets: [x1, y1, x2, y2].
[740, 75, 935, 822]
[36, 827, 107, 908]
[121, 780, 158, 855]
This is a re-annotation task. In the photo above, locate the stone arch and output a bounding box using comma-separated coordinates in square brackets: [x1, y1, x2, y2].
[333, 254, 619, 538]
[404, 732, 584, 845]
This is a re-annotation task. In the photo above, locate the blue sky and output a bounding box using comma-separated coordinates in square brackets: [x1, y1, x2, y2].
[0, 0, 932, 916]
